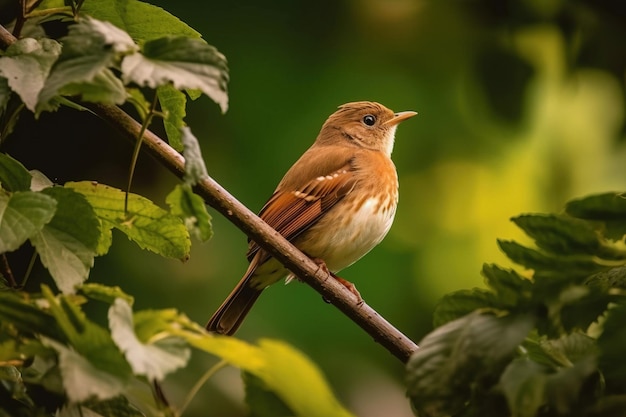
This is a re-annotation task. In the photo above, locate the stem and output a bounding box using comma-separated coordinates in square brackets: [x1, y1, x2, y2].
[21, 250, 38, 289]
[1, 254, 17, 288]
[125, 93, 158, 213]
[178, 360, 227, 417]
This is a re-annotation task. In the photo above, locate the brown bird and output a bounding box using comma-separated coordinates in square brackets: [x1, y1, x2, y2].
[207, 101, 416, 335]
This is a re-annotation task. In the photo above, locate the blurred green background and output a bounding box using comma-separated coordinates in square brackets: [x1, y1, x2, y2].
[5, 0, 626, 416]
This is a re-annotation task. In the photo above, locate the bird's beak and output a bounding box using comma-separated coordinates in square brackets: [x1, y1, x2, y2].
[384, 110, 418, 126]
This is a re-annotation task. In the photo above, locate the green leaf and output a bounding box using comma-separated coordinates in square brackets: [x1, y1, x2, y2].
[157, 84, 186, 151]
[66, 181, 190, 260]
[0, 76, 10, 115]
[498, 240, 603, 277]
[80, 0, 202, 42]
[121, 37, 229, 113]
[499, 358, 548, 417]
[0, 38, 61, 112]
[60, 68, 127, 105]
[0, 291, 63, 341]
[0, 191, 57, 253]
[37, 17, 137, 113]
[244, 372, 294, 417]
[512, 214, 601, 256]
[598, 303, 626, 384]
[432, 287, 498, 327]
[30, 187, 100, 293]
[108, 298, 190, 381]
[0, 153, 32, 192]
[183, 333, 353, 417]
[80, 283, 134, 306]
[482, 263, 533, 308]
[166, 184, 212, 242]
[0, 38, 62, 112]
[406, 312, 534, 416]
[566, 193, 626, 240]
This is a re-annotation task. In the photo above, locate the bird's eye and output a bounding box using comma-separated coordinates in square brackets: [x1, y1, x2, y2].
[362, 115, 376, 126]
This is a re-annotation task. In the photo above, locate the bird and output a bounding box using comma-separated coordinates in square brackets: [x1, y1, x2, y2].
[206, 101, 417, 335]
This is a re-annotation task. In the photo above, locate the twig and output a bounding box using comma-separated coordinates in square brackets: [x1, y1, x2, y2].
[0, 24, 419, 364]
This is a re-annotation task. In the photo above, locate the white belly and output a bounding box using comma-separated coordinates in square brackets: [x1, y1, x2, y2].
[301, 197, 396, 272]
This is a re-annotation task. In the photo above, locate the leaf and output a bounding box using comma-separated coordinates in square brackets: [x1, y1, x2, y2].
[166, 184, 212, 242]
[512, 214, 601, 256]
[499, 358, 548, 417]
[66, 181, 190, 260]
[182, 333, 353, 417]
[30, 187, 100, 293]
[121, 37, 229, 113]
[59, 68, 127, 105]
[482, 263, 533, 308]
[432, 287, 498, 327]
[42, 338, 127, 403]
[0, 191, 57, 253]
[181, 127, 209, 185]
[244, 372, 294, 417]
[80, 283, 134, 306]
[0, 38, 61, 112]
[157, 84, 186, 151]
[79, 0, 202, 42]
[0, 153, 32, 192]
[108, 298, 190, 381]
[0, 291, 63, 341]
[406, 312, 535, 416]
[566, 193, 626, 240]
[598, 303, 626, 384]
[37, 17, 136, 113]
[0, 77, 10, 115]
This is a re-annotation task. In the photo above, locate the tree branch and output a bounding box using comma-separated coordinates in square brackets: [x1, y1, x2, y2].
[0, 24, 419, 363]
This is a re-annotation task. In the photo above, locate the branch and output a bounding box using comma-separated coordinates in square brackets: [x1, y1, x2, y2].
[0, 25, 419, 363]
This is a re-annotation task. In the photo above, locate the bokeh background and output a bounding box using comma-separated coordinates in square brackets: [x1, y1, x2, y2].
[4, 0, 626, 416]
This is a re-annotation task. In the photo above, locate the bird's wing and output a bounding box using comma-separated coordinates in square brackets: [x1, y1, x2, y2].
[246, 154, 357, 262]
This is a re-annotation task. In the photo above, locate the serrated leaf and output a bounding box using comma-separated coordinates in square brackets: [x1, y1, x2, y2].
[482, 264, 532, 308]
[66, 181, 190, 260]
[406, 312, 534, 416]
[60, 68, 127, 105]
[0, 191, 57, 253]
[498, 240, 603, 277]
[108, 298, 190, 381]
[0, 153, 32, 192]
[157, 84, 186, 151]
[121, 37, 229, 113]
[30, 187, 100, 293]
[80, 0, 202, 42]
[512, 214, 601, 256]
[432, 287, 498, 327]
[37, 17, 136, 113]
[0, 38, 61, 112]
[166, 184, 212, 242]
[566, 192, 626, 220]
[598, 303, 626, 384]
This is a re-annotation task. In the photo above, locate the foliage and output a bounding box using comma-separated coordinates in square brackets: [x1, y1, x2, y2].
[407, 194, 626, 416]
[0, 1, 351, 416]
[1, 1, 626, 417]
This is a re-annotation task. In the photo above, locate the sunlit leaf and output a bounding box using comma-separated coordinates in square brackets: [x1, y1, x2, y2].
[166, 184, 212, 242]
[157, 84, 186, 151]
[80, 283, 134, 306]
[0, 191, 56, 253]
[244, 372, 294, 417]
[0, 153, 32, 192]
[108, 298, 190, 381]
[30, 187, 100, 293]
[0, 38, 61, 112]
[66, 181, 190, 260]
[121, 37, 229, 113]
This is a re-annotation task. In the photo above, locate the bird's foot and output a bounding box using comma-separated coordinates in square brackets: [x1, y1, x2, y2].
[310, 258, 363, 304]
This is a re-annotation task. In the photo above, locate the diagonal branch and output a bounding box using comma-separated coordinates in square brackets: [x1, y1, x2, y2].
[0, 24, 419, 363]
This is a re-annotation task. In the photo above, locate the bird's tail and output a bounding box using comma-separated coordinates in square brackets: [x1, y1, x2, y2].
[206, 273, 263, 335]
